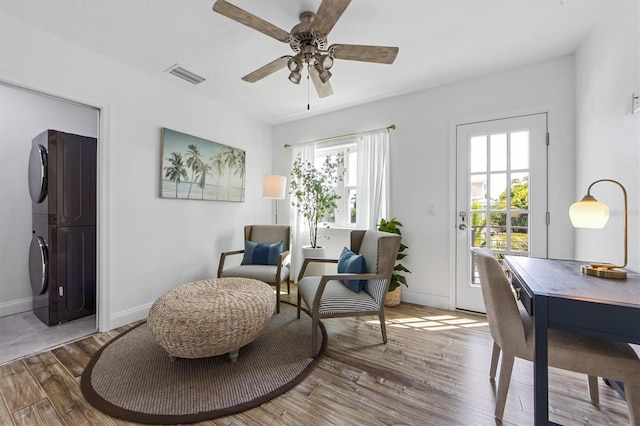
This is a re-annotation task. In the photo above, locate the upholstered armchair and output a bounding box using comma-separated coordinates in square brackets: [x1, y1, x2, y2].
[218, 225, 290, 313]
[476, 248, 640, 423]
[297, 229, 402, 357]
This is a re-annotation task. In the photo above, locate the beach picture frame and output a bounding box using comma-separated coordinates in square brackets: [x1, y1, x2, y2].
[160, 128, 245, 202]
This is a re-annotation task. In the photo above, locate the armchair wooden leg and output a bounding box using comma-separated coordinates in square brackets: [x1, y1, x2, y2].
[495, 354, 515, 421]
[379, 312, 388, 344]
[490, 341, 501, 381]
[287, 277, 290, 294]
[275, 282, 280, 314]
[297, 291, 301, 319]
[587, 376, 599, 405]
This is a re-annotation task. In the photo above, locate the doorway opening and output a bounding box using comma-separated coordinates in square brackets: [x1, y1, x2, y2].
[0, 82, 100, 365]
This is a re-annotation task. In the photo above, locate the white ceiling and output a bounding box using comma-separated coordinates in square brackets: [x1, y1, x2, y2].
[0, 0, 611, 125]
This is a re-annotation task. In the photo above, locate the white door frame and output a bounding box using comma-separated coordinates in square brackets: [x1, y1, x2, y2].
[1, 75, 111, 331]
[448, 109, 551, 311]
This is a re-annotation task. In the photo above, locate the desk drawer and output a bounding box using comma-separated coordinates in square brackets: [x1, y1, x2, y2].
[549, 298, 640, 343]
[510, 272, 533, 315]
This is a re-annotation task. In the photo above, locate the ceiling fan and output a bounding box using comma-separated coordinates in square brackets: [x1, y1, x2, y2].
[212, 0, 399, 98]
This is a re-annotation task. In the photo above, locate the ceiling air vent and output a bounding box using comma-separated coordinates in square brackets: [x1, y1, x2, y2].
[166, 64, 206, 85]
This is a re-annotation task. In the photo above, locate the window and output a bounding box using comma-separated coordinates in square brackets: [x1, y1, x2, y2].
[315, 141, 357, 228]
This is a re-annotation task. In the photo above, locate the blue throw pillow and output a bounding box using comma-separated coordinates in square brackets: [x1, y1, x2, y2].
[241, 240, 283, 266]
[337, 247, 368, 293]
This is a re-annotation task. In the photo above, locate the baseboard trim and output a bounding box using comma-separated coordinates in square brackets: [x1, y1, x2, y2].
[401, 291, 449, 310]
[108, 303, 152, 330]
[0, 297, 32, 317]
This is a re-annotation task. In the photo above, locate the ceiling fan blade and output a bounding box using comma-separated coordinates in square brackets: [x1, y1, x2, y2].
[311, 0, 352, 36]
[309, 66, 333, 98]
[213, 0, 290, 43]
[331, 44, 399, 64]
[242, 56, 291, 83]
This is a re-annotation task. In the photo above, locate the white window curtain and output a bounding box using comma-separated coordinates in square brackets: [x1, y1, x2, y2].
[356, 128, 390, 230]
[289, 142, 314, 281]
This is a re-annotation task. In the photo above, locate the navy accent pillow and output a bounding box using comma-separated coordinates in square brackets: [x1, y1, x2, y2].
[337, 247, 368, 293]
[241, 240, 283, 266]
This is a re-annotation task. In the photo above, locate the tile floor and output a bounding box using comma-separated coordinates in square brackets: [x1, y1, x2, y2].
[0, 311, 96, 365]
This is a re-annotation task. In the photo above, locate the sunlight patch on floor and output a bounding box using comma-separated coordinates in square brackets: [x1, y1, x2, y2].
[367, 314, 489, 332]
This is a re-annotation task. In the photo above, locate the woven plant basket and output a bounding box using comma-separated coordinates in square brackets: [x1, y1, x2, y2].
[384, 286, 401, 307]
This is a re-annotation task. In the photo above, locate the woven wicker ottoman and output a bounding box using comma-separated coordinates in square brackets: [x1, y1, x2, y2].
[147, 277, 275, 362]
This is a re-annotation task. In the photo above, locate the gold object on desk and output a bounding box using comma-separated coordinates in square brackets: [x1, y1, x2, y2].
[569, 179, 628, 279]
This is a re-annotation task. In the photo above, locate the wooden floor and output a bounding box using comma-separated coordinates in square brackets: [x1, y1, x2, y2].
[0, 285, 632, 425]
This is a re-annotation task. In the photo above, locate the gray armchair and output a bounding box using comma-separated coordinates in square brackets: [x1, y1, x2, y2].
[476, 248, 640, 423]
[297, 230, 401, 357]
[218, 225, 290, 313]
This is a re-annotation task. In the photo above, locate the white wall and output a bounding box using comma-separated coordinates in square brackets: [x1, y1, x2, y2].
[574, 1, 640, 273]
[273, 56, 576, 309]
[0, 84, 98, 316]
[0, 14, 273, 329]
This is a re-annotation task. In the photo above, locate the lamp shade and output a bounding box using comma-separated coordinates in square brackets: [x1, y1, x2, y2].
[569, 196, 610, 229]
[263, 175, 286, 200]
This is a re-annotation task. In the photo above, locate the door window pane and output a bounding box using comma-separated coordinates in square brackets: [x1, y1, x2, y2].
[490, 133, 507, 171]
[489, 174, 507, 209]
[490, 228, 507, 250]
[511, 231, 529, 252]
[510, 172, 529, 210]
[511, 131, 529, 170]
[470, 136, 487, 173]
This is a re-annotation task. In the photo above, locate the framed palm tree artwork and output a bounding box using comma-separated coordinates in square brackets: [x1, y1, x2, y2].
[160, 128, 245, 201]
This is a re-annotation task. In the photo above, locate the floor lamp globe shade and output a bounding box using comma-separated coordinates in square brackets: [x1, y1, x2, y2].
[569, 199, 610, 229]
[263, 175, 286, 200]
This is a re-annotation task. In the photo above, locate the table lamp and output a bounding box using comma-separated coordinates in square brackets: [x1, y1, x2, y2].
[569, 179, 627, 279]
[263, 175, 286, 224]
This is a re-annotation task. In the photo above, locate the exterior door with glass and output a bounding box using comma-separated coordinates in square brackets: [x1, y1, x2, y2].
[455, 113, 548, 313]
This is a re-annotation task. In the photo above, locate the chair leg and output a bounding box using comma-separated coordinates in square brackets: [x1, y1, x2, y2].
[623, 378, 640, 425]
[296, 290, 301, 319]
[587, 375, 599, 405]
[275, 281, 280, 314]
[495, 354, 515, 421]
[379, 311, 388, 344]
[287, 276, 290, 294]
[490, 341, 501, 381]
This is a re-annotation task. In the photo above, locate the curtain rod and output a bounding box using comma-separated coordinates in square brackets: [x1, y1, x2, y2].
[283, 124, 396, 149]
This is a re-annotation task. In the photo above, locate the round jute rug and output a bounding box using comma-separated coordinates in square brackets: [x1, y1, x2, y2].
[81, 302, 326, 424]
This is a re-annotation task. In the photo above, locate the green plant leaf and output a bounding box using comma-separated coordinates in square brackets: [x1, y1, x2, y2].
[394, 264, 411, 273]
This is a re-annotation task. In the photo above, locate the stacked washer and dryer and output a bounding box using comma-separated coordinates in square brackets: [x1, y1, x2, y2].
[28, 130, 97, 326]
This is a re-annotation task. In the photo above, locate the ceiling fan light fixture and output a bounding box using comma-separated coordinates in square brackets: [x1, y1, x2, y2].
[288, 71, 302, 84]
[314, 63, 332, 83]
[287, 57, 302, 73]
[313, 53, 334, 71]
[322, 54, 334, 70]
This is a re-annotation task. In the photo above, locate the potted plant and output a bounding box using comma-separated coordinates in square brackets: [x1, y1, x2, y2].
[377, 217, 410, 306]
[290, 153, 344, 275]
[290, 152, 345, 248]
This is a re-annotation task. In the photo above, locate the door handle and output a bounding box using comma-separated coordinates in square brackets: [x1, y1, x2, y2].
[459, 224, 467, 230]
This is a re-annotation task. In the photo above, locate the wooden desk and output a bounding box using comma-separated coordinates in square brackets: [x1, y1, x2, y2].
[503, 256, 640, 426]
